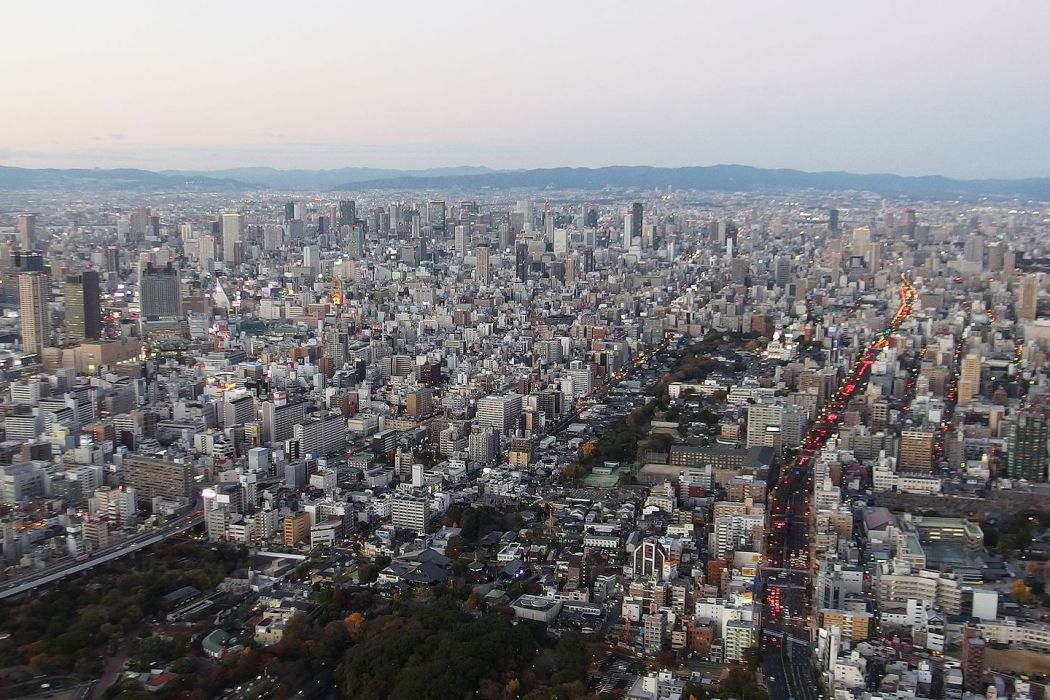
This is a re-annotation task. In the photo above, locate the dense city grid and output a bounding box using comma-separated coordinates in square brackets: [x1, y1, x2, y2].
[0, 186, 1048, 700]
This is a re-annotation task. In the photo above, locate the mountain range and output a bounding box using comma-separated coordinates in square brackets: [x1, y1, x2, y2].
[1, 163, 1049, 199]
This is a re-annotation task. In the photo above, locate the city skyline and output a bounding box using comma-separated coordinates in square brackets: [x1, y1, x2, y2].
[3, 1, 1050, 178]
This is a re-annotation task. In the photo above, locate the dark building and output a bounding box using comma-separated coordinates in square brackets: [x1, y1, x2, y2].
[828, 208, 839, 232]
[338, 200, 356, 228]
[63, 270, 101, 342]
[284, 202, 295, 222]
[630, 202, 643, 243]
[105, 245, 120, 274]
[12, 251, 46, 272]
[515, 242, 529, 282]
[1007, 409, 1049, 481]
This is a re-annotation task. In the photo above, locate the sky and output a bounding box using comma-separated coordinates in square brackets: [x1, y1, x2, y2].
[2, 1, 1049, 178]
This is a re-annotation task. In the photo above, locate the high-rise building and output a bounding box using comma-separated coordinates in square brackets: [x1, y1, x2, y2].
[898, 429, 935, 472]
[828, 208, 839, 232]
[958, 354, 981, 404]
[774, 255, 792, 287]
[63, 271, 101, 343]
[454, 225, 467, 256]
[468, 426, 500, 465]
[105, 245, 121, 274]
[122, 456, 193, 504]
[1018, 274, 1039, 321]
[515, 242, 529, 282]
[629, 202, 643, 245]
[15, 213, 36, 250]
[18, 272, 50, 355]
[475, 244, 491, 284]
[221, 213, 243, 265]
[960, 625, 986, 693]
[427, 200, 446, 234]
[139, 262, 182, 317]
[553, 228, 569, 255]
[261, 398, 306, 445]
[477, 394, 523, 435]
[1007, 410, 1049, 482]
[338, 200, 356, 229]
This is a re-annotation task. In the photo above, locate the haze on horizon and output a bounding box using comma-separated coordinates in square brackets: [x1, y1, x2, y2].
[2, 0, 1049, 179]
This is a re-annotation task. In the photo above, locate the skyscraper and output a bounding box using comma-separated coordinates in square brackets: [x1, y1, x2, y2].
[958, 354, 981, 404]
[515, 242, 529, 282]
[338, 200, 356, 230]
[1018, 274, 1039, 321]
[476, 244, 491, 284]
[18, 272, 50, 355]
[105, 246, 120, 275]
[454, 225, 467, 256]
[63, 270, 101, 343]
[1007, 410, 1049, 482]
[221, 212, 243, 265]
[630, 202, 643, 245]
[139, 262, 182, 317]
[15, 213, 36, 250]
[427, 200, 446, 234]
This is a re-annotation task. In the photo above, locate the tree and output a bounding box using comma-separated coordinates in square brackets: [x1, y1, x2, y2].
[742, 646, 763, 672]
[343, 612, 366, 641]
[1012, 579, 1031, 605]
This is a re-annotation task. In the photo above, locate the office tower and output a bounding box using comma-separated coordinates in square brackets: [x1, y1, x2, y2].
[629, 202, 643, 245]
[198, 234, 217, 270]
[774, 255, 792, 287]
[221, 212, 243, 264]
[1018, 274, 1039, 321]
[898, 428, 935, 472]
[105, 245, 120, 274]
[262, 225, 283, 250]
[1007, 410, 1049, 482]
[454, 225, 467, 256]
[303, 245, 320, 272]
[427, 200, 446, 234]
[958, 354, 981, 404]
[15, 213, 36, 250]
[12, 250, 45, 272]
[475, 244, 491, 284]
[338, 200, 356, 228]
[553, 228, 569, 255]
[0, 241, 12, 303]
[18, 272, 50, 355]
[283, 202, 295, 222]
[515, 242, 529, 282]
[63, 271, 101, 343]
[828, 208, 839, 232]
[477, 394, 523, 435]
[139, 262, 182, 317]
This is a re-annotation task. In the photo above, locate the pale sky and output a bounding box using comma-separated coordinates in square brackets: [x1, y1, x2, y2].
[2, 1, 1049, 178]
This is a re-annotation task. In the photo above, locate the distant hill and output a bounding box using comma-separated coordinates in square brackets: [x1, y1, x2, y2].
[2, 163, 1049, 199]
[0, 165, 245, 190]
[164, 166, 496, 189]
[335, 164, 1050, 200]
